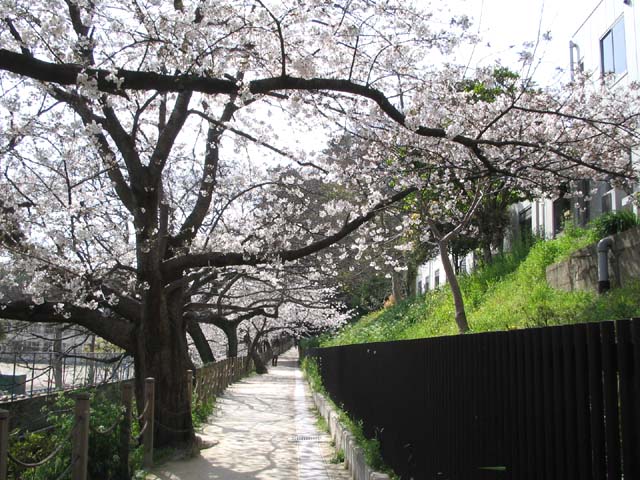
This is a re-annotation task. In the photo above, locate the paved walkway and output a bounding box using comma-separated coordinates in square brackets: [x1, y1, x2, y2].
[147, 349, 349, 480]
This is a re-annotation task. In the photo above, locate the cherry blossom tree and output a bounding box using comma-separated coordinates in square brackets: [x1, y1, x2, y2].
[1, 0, 638, 450]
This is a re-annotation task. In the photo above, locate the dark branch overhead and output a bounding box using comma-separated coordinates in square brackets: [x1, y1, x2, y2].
[0, 49, 238, 94]
[0, 299, 135, 352]
[0, 48, 443, 137]
[162, 187, 417, 278]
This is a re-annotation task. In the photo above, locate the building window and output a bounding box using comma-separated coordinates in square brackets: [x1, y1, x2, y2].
[417, 280, 423, 294]
[600, 17, 627, 75]
[519, 206, 532, 240]
[553, 197, 571, 236]
[601, 192, 613, 213]
[434, 270, 440, 288]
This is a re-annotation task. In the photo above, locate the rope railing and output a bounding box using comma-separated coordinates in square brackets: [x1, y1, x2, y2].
[136, 399, 150, 422]
[136, 419, 149, 442]
[7, 423, 74, 468]
[90, 415, 122, 436]
[0, 345, 289, 480]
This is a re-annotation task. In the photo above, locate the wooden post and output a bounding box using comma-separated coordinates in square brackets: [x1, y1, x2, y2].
[118, 382, 133, 479]
[186, 370, 193, 407]
[143, 378, 155, 469]
[0, 409, 9, 480]
[72, 393, 90, 480]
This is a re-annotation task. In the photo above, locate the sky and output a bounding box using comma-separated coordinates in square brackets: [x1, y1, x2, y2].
[455, 0, 600, 85]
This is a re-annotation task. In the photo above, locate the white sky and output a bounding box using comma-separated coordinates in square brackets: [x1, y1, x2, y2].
[454, 0, 601, 85]
[235, 1, 606, 162]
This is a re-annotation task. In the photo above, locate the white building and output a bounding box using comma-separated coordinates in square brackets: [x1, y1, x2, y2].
[417, 0, 640, 294]
[513, 0, 640, 240]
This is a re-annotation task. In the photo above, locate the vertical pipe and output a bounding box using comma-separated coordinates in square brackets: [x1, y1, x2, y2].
[597, 237, 614, 293]
[72, 393, 90, 480]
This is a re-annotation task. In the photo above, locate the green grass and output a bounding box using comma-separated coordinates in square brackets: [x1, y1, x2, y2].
[301, 357, 398, 479]
[323, 227, 640, 347]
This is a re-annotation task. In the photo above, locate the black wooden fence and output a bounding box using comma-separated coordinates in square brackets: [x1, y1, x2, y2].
[308, 319, 640, 480]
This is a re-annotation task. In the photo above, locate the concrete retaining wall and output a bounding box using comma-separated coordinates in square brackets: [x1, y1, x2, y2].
[546, 226, 640, 292]
[310, 390, 391, 480]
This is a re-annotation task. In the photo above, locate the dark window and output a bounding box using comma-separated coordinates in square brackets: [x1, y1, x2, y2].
[601, 17, 627, 75]
[601, 192, 612, 213]
[417, 280, 423, 294]
[553, 197, 571, 235]
[519, 206, 532, 240]
[434, 270, 440, 288]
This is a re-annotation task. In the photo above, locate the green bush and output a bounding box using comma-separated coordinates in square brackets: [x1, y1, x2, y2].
[192, 391, 216, 429]
[589, 210, 639, 238]
[9, 390, 143, 480]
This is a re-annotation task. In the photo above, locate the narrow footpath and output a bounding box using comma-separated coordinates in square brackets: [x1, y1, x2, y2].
[147, 349, 349, 480]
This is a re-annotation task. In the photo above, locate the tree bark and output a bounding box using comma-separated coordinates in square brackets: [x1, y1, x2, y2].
[250, 348, 268, 374]
[226, 326, 239, 358]
[134, 280, 195, 450]
[438, 240, 470, 333]
[482, 243, 492, 264]
[406, 262, 417, 298]
[391, 271, 404, 301]
[187, 320, 215, 364]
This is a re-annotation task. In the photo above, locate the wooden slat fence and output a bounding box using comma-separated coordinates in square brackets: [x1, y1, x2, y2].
[308, 319, 640, 480]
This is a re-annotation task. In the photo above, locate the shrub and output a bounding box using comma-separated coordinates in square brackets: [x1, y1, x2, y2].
[192, 392, 216, 429]
[9, 390, 143, 480]
[589, 210, 639, 238]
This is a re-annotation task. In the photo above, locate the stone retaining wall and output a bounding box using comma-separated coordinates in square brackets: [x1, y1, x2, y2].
[546, 226, 640, 292]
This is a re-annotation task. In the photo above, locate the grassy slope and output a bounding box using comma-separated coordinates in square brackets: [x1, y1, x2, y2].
[323, 229, 640, 347]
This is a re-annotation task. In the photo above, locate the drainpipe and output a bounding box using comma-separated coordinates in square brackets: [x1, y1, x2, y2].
[597, 236, 614, 293]
[569, 41, 581, 82]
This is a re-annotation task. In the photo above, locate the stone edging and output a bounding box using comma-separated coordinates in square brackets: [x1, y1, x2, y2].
[309, 390, 391, 480]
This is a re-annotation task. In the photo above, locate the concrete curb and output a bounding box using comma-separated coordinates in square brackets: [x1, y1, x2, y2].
[309, 388, 391, 480]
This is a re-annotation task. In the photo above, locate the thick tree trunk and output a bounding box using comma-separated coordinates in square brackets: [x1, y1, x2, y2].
[482, 243, 492, 265]
[226, 325, 239, 358]
[406, 262, 417, 298]
[250, 348, 268, 374]
[213, 320, 240, 357]
[438, 240, 470, 333]
[135, 288, 195, 451]
[187, 320, 215, 364]
[391, 271, 404, 301]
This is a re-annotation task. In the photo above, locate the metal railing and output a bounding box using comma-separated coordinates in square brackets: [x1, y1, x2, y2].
[0, 351, 134, 401]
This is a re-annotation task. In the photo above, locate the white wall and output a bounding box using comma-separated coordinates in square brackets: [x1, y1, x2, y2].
[572, 0, 640, 82]
[415, 250, 475, 294]
[416, 1, 640, 289]
[571, 0, 640, 218]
